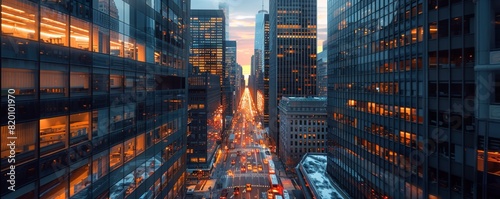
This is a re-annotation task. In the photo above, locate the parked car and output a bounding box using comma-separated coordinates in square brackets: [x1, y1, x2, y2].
[233, 187, 240, 195]
[245, 184, 252, 191]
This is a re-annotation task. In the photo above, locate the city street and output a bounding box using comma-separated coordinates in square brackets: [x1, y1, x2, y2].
[213, 88, 273, 199]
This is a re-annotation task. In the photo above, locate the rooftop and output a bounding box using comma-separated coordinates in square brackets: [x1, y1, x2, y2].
[298, 154, 350, 199]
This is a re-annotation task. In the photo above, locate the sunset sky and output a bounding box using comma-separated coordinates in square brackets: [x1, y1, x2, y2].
[191, 0, 328, 76]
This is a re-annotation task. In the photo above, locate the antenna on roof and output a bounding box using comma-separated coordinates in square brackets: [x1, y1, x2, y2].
[261, 0, 264, 10]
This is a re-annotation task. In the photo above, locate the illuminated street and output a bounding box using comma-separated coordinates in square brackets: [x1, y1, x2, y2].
[210, 88, 284, 199]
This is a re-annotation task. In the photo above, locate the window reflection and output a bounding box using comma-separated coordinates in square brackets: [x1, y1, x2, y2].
[110, 31, 123, 57]
[40, 7, 68, 46]
[40, 116, 67, 154]
[92, 150, 109, 181]
[93, 25, 110, 53]
[1, 0, 38, 40]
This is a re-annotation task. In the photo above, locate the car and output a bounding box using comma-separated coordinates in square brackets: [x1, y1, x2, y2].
[252, 168, 258, 173]
[247, 164, 252, 170]
[245, 183, 252, 191]
[258, 164, 263, 171]
[241, 166, 246, 172]
[237, 151, 241, 156]
[265, 151, 271, 155]
[263, 158, 269, 164]
[231, 159, 236, 165]
[227, 170, 233, 176]
[233, 187, 240, 195]
[247, 152, 252, 156]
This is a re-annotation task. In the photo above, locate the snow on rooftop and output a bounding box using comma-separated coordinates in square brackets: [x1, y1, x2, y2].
[302, 155, 346, 199]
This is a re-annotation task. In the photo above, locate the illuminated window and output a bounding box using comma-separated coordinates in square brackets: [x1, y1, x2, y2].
[40, 7, 68, 46]
[93, 25, 110, 53]
[70, 17, 90, 50]
[1, 0, 38, 40]
[110, 144, 123, 171]
[40, 116, 67, 154]
[69, 112, 90, 145]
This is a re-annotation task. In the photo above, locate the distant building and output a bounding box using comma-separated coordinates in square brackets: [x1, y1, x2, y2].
[316, 45, 327, 97]
[278, 97, 327, 168]
[225, 40, 237, 117]
[270, 0, 317, 154]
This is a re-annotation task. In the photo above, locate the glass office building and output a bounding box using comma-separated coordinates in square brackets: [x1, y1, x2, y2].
[269, 0, 317, 153]
[0, 0, 189, 198]
[327, 0, 482, 198]
[189, 9, 227, 131]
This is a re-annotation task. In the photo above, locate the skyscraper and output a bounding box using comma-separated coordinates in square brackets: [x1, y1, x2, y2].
[263, 13, 271, 127]
[189, 9, 228, 130]
[0, 0, 190, 198]
[269, 0, 317, 153]
[225, 40, 238, 116]
[188, 9, 226, 176]
[327, 0, 480, 198]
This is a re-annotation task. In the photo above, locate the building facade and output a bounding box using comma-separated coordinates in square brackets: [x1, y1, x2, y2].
[270, 0, 317, 153]
[327, 0, 481, 198]
[0, 0, 190, 198]
[474, 0, 500, 198]
[189, 9, 228, 132]
[187, 72, 221, 176]
[278, 97, 327, 168]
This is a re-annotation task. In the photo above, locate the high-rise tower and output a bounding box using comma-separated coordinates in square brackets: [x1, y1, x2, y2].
[269, 0, 317, 153]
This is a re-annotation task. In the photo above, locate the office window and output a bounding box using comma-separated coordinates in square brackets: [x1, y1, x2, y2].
[69, 113, 90, 145]
[1, 121, 37, 162]
[70, 17, 91, 50]
[429, 22, 438, 39]
[438, 19, 449, 38]
[136, 134, 145, 155]
[70, 66, 91, 96]
[40, 63, 68, 98]
[124, 137, 135, 162]
[92, 25, 110, 53]
[40, 175, 68, 199]
[40, 7, 68, 46]
[70, 161, 90, 197]
[1, 60, 37, 98]
[451, 17, 462, 36]
[110, 144, 123, 171]
[40, 116, 67, 154]
[110, 31, 123, 57]
[92, 150, 109, 181]
[1, 0, 38, 40]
